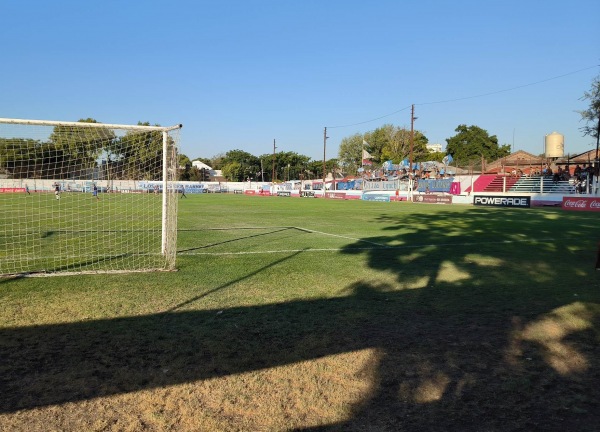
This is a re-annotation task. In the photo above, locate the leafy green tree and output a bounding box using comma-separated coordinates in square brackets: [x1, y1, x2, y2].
[427, 151, 446, 163]
[378, 126, 429, 163]
[306, 160, 323, 180]
[338, 125, 430, 171]
[275, 151, 311, 181]
[338, 133, 363, 174]
[222, 161, 242, 181]
[109, 121, 167, 180]
[578, 73, 600, 163]
[445, 125, 510, 166]
[178, 153, 192, 168]
[207, 154, 225, 170]
[363, 127, 388, 164]
[221, 149, 260, 181]
[49, 118, 115, 178]
[0, 138, 41, 178]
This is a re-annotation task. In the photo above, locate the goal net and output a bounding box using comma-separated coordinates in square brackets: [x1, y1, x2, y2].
[0, 118, 182, 277]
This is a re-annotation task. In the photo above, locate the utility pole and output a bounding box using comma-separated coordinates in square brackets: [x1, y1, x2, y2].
[409, 105, 416, 201]
[272, 139, 276, 182]
[323, 127, 328, 192]
[409, 104, 415, 172]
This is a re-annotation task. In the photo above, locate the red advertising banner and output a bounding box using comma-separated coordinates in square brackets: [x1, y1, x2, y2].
[414, 194, 453, 204]
[325, 192, 346, 200]
[562, 196, 600, 212]
[0, 188, 26, 193]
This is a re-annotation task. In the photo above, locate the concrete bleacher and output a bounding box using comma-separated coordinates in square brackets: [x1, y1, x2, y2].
[509, 176, 576, 194]
[482, 175, 519, 192]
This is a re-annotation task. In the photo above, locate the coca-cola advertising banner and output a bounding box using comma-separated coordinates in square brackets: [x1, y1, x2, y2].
[562, 197, 600, 212]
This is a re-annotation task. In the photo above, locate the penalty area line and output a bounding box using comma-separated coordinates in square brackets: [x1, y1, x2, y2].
[177, 238, 555, 256]
[293, 226, 389, 247]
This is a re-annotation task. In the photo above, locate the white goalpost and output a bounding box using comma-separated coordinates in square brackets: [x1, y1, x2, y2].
[0, 118, 182, 277]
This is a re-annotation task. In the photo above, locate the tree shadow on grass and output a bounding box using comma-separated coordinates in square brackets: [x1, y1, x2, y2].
[1, 207, 599, 430]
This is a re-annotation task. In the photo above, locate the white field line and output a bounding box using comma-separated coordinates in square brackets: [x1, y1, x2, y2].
[178, 225, 556, 256]
[293, 227, 389, 247]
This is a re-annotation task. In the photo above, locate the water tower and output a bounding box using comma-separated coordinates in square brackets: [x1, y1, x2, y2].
[544, 132, 564, 158]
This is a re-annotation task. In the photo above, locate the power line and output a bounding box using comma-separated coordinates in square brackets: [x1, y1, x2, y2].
[326, 64, 599, 129]
[327, 105, 412, 129]
[417, 64, 599, 106]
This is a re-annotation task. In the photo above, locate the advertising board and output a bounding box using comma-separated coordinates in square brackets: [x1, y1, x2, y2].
[561, 197, 600, 212]
[473, 195, 530, 208]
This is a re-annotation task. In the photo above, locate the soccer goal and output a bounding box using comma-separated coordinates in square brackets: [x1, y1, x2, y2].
[0, 118, 182, 277]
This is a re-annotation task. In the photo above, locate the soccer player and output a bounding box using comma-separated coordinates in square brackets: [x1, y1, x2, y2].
[25, 184, 31, 195]
[180, 185, 187, 198]
[92, 184, 99, 200]
[54, 183, 60, 200]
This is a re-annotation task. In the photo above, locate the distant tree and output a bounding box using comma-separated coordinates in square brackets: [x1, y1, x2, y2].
[178, 154, 191, 168]
[275, 151, 311, 181]
[307, 160, 324, 180]
[0, 138, 43, 178]
[379, 126, 429, 164]
[445, 125, 510, 166]
[222, 161, 242, 181]
[49, 118, 115, 178]
[578, 73, 600, 163]
[338, 133, 363, 174]
[363, 127, 388, 164]
[221, 149, 260, 181]
[209, 153, 226, 170]
[427, 151, 446, 163]
[110, 121, 166, 180]
[338, 125, 429, 171]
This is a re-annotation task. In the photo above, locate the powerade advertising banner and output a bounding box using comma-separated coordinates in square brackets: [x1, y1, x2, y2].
[473, 195, 530, 208]
[277, 191, 291, 197]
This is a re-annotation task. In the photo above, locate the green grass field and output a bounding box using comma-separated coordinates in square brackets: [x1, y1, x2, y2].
[1, 194, 599, 431]
[0, 192, 168, 275]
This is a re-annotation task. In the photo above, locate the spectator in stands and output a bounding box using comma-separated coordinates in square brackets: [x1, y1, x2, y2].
[574, 176, 582, 194]
[553, 167, 562, 183]
[574, 164, 582, 177]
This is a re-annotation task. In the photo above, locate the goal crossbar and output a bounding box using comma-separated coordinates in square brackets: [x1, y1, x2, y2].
[0, 118, 182, 132]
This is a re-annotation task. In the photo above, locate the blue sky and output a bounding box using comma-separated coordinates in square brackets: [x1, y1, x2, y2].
[2, 0, 599, 162]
